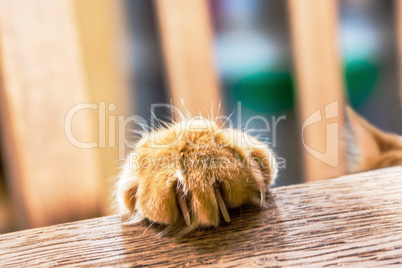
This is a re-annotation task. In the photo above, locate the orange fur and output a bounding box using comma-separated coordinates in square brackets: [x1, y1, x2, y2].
[346, 107, 402, 172]
[116, 117, 277, 233]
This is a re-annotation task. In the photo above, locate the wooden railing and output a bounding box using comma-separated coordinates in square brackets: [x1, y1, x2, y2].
[1, 166, 401, 267]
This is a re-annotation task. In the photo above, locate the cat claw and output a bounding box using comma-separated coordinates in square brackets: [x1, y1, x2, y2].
[176, 187, 231, 225]
[248, 156, 266, 207]
[214, 187, 230, 223]
[176, 191, 191, 226]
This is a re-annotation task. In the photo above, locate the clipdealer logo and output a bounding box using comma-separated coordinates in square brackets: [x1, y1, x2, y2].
[64, 101, 340, 167]
[302, 101, 339, 167]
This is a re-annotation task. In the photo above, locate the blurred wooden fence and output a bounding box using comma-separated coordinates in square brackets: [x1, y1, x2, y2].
[288, 0, 346, 181]
[2, 0, 391, 231]
[155, 0, 222, 116]
[397, 0, 402, 106]
[0, 0, 129, 230]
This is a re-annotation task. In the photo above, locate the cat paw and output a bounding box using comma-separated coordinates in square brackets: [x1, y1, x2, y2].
[116, 118, 277, 233]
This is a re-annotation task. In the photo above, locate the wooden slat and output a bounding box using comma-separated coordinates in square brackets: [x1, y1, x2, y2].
[0, 176, 11, 233]
[155, 0, 223, 116]
[1, 166, 402, 267]
[73, 0, 131, 214]
[288, 0, 346, 181]
[0, 0, 101, 228]
[397, 0, 402, 105]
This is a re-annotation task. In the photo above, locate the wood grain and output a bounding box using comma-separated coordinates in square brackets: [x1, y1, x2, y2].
[0, 0, 101, 228]
[1, 166, 402, 267]
[155, 0, 223, 116]
[288, 0, 346, 182]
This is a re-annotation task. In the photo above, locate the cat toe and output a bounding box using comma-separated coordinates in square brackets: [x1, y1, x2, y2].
[135, 173, 179, 225]
[189, 187, 220, 227]
[175, 184, 231, 227]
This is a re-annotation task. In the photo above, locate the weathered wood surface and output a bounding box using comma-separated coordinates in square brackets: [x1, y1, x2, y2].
[1, 167, 402, 267]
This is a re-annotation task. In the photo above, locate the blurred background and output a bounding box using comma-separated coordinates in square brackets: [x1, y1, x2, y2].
[0, 0, 401, 234]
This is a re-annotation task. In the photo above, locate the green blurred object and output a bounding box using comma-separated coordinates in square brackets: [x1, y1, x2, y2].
[231, 72, 294, 113]
[345, 60, 378, 107]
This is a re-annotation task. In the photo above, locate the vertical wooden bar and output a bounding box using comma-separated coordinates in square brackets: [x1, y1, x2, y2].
[0, 175, 11, 233]
[288, 0, 346, 181]
[73, 0, 131, 214]
[397, 0, 402, 105]
[0, 0, 101, 228]
[155, 0, 223, 116]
